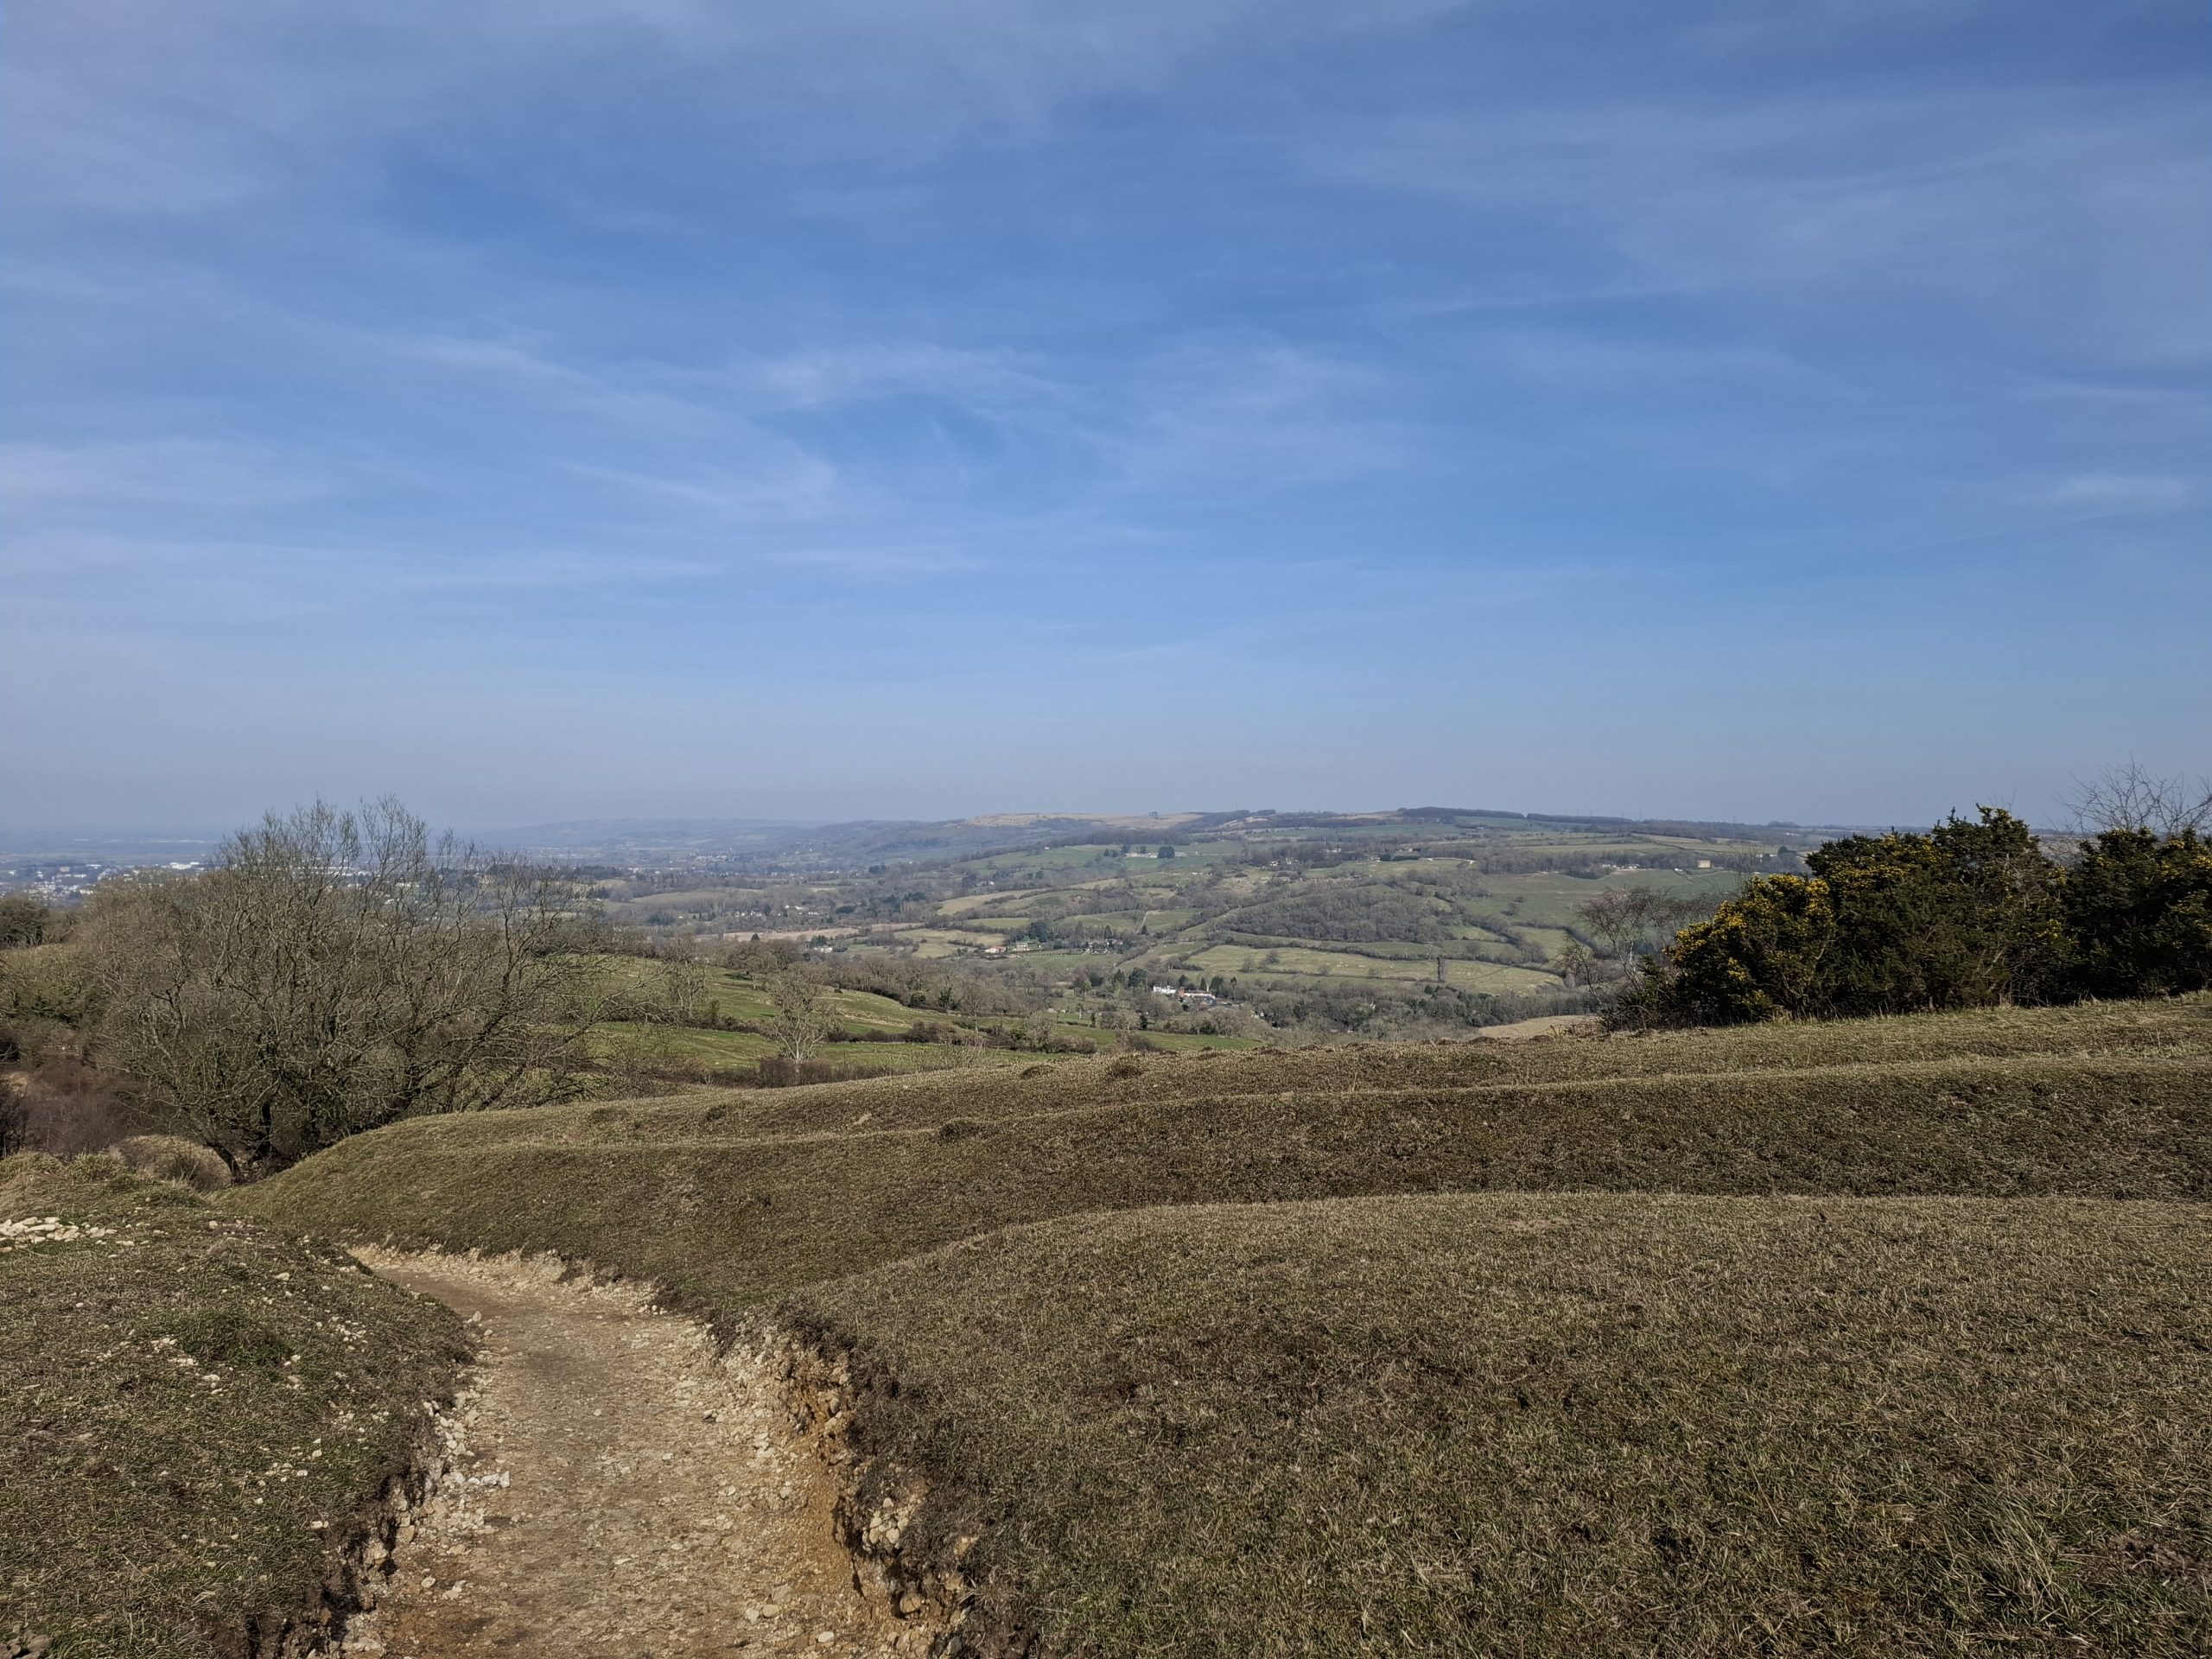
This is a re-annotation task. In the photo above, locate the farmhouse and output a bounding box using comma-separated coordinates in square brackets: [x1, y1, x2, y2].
[1152, 985, 1221, 1009]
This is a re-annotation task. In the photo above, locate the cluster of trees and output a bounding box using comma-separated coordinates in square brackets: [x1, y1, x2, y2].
[1623, 781, 2212, 1027]
[1221, 883, 1458, 945]
[1254, 976, 1600, 1036]
[0, 893, 64, 950]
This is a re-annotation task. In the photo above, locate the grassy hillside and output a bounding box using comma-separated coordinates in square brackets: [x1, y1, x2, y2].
[302, 992, 2212, 1146]
[226, 995, 2212, 1656]
[793, 1194, 2211, 1657]
[0, 1156, 467, 1658]
[238, 1052, 2212, 1312]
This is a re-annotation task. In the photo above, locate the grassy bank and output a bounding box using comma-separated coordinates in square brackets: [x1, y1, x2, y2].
[530, 992, 2212, 1142]
[236, 1052, 2212, 1309]
[791, 1192, 2212, 1657]
[0, 1157, 468, 1659]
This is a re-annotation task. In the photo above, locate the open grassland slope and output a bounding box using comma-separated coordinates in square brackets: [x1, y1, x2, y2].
[237, 1002, 2212, 1310]
[224, 997, 2212, 1656]
[0, 1157, 468, 1659]
[793, 1194, 2212, 1658]
[405, 994, 2212, 1146]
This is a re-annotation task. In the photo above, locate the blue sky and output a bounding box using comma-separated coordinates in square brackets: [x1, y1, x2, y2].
[4, 0, 2206, 833]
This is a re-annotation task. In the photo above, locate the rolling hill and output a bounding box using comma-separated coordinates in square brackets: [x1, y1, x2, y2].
[232, 994, 2212, 1656]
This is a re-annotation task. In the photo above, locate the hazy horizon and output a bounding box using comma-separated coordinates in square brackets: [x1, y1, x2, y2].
[5, 3, 2206, 833]
[0, 798, 2031, 851]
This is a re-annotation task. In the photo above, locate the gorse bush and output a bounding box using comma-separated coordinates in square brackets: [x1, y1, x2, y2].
[1624, 808, 2212, 1025]
[2066, 827, 2212, 998]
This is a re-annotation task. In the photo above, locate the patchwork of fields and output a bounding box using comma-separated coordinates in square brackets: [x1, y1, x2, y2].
[588, 810, 1795, 1037]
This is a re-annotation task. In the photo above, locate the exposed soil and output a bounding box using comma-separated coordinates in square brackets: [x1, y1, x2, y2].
[331, 1251, 931, 1659]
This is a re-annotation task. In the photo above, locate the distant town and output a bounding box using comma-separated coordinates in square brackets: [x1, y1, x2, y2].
[0, 857, 206, 901]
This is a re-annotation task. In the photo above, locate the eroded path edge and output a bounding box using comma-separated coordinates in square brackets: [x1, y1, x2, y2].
[324, 1250, 951, 1659]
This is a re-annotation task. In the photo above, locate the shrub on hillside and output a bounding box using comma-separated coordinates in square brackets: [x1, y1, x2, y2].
[1816, 809, 2065, 1011]
[0, 942, 91, 1027]
[0, 1059, 141, 1156]
[1632, 871, 1836, 1025]
[2063, 828, 2212, 997]
[1620, 807, 2202, 1026]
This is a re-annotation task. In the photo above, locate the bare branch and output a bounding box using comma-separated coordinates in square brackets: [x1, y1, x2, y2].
[2067, 760, 2212, 837]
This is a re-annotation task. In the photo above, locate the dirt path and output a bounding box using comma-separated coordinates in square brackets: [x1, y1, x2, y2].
[333, 1251, 930, 1659]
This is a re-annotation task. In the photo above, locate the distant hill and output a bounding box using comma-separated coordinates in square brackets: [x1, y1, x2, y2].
[478, 816, 824, 851]
[477, 806, 1878, 875]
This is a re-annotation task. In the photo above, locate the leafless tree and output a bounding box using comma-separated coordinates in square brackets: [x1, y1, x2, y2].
[767, 969, 834, 1061]
[1575, 887, 1708, 959]
[1554, 940, 1603, 988]
[82, 798, 598, 1177]
[658, 941, 714, 1025]
[2068, 760, 2212, 838]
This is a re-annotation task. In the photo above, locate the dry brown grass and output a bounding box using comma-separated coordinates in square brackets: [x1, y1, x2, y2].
[109, 1135, 231, 1192]
[238, 1052, 2211, 1313]
[216, 995, 2212, 1656]
[380, 992, 2212, 1147]
[791, 1193, 2212, 1657]
[0, 1155, 468, 1657]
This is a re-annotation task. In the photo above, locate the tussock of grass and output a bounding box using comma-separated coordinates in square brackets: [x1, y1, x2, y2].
[791, 1193, 2212, 1657]
[109, 1136, 231, 1193]
[0, 1156, 468, 1658]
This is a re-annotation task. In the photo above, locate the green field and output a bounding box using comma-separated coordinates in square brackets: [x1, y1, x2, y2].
[231, 994, 2212, 1658]
[1473, 867, 1746, 930]
[587, 953, 917, 1030]
[1185, 942, 1561, 994]
[569, 810, 1809, 1044]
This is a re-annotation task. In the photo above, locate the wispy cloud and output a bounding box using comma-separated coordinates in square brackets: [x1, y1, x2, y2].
[744, 344, 1062, 413]
[0, 440, 339, 511]
[1306, 86, 2212, 364]
[2029, 473, 2200, 514]
[1103, 341, 1431, 491]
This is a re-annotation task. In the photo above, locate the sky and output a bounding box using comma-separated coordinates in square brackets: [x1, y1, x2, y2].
[3, 0, 2207, 835]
